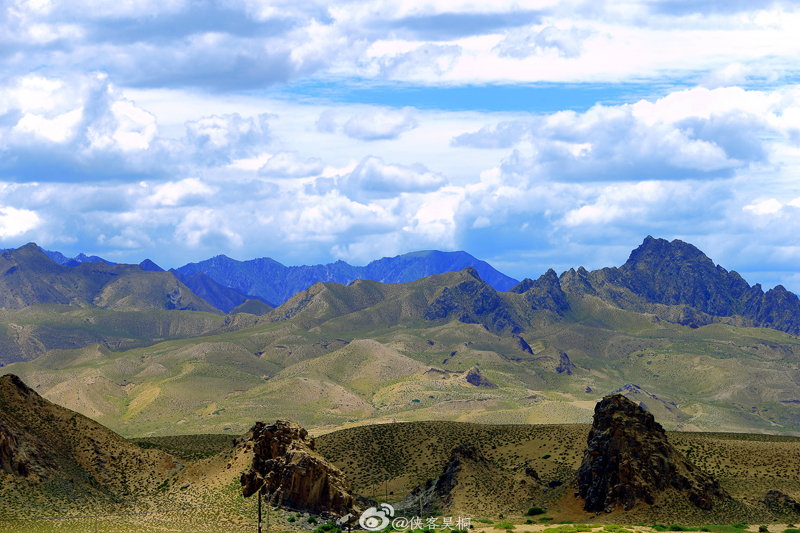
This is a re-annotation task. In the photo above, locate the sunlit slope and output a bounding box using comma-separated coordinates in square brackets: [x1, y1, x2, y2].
[0, 306, 228, 365]
[4, 262, 800, 437]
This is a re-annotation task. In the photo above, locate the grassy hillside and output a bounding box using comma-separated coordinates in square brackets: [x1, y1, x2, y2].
[0, 261, 797, 438]
[3, 410, 800, 529]
[3, 277, 799, 438]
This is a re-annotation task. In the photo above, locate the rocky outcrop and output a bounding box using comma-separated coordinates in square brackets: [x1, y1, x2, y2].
[764, 490, 800, 513]
[397, 443, 541, 515]
[465, 367, 497, 388]
[424, 268, 525, 335]
[556, 352, 575, 375]
[510, 269, 570, 316]
[576, 394, 728, 513]
[240, 420, 359, 518]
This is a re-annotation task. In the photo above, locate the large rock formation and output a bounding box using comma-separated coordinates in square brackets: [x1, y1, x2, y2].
[576, 394, 728, 513]
[240, 420, 359, 518]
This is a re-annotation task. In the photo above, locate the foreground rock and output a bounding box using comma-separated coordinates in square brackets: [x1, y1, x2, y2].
[576, 394, 728, 513]
[240, 420, 360, 519]
[397, 442, 542, 515]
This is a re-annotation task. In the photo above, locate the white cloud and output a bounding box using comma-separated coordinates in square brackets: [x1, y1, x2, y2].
[258, 152, 325, 178]
[340, 156, 447, 199]
[175, 209, 243, 248]
[0, 206, 41, 238]
[744, 198, 783, 215]
[494, 24, 594, 59]
[14, 108, 83, 143]
[343, 107, 419, 141]
[185, 113, 271, 164]
[562, 182, 667, 226]
[146, 178, 215, 207]
[315, 110, 338, 133]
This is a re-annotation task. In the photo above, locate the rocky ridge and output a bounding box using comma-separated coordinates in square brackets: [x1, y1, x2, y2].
[558, 236, 800, 335]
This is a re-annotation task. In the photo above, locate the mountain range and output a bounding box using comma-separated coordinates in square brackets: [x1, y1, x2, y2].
[2, 236, 800, 438]
[171, 249, 520, 306]
[22, 246, 519, 313]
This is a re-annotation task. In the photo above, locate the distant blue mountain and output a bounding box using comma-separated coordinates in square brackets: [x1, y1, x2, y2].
[43, 250, 116, 267]
[175, 250, 520, 306]
[170, 269, 274, 313]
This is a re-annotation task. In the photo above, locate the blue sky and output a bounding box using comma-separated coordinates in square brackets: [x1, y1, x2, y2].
[1, 0, 800, 293]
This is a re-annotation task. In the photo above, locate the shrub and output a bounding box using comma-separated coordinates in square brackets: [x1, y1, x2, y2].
[526, 507, 546, 516]
[525, 520, 534, 525]
[287, 517, 296, 523]
[493, 522, 515, 530]
[314, 522, 341, 533]
[759, 527, 768, 533]
[669, 526, 687, 532]
[308, 516, 318, 525]
[477, 519, 494, 524]
[540, 517, 553, 523]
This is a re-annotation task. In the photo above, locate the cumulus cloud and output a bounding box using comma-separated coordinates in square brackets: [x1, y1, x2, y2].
[700, 62, 779, 89]
[343, 107, 419, 141]
[379, 10, 542, 41]
[145, 178, 216, 207]
[0, 73, 172, 181]
[315, 110, 337, 133]
[0, 206, 42, 238]
[258, 152, 325, 178]
[456, 88, 776, 183]
[450, 121, 530, 149]
[175, 209, 243, 249]
[185, 113, 271, 165]
[494, 25, 594, 59]
[339, 156, 446, 200]
[2, 0, 800, 90]
[376, 44, 462, 80]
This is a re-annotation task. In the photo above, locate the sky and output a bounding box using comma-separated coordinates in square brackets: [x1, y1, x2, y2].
[1, 0, 800, 293]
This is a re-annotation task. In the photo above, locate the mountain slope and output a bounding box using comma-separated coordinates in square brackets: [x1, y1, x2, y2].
[175, 250, 519, 306]
[0, 243, 220, 314]
[0, 373, 181, 498]
[170, 269, 274, 313]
